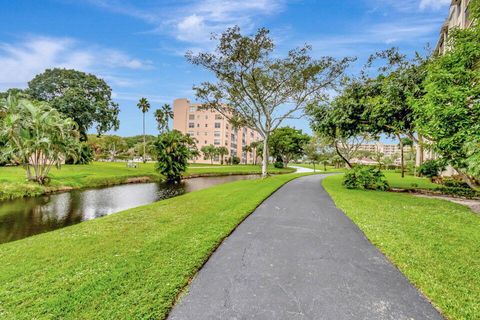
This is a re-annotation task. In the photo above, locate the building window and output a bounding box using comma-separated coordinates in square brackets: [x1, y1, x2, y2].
[215, 122, 221, 129]
[214, 139, 221, 145]
[205, 115, 209, 120]
[214, 131, 221, 137]
[189, 114, 195, 120]
[226, 124, 229, 129]
[205, 140, 208, 144]
[205, 132, 208, 136]
[188, 123, 195, 128]
[188, 131, 194, 136]
[189, 106, 196, 112]
[215, 114, 223, 120]
[197, 123, 200, 128]
[205, 124, 208, 128]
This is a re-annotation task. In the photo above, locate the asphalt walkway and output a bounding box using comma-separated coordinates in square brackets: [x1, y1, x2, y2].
[168, 174, 443, 320]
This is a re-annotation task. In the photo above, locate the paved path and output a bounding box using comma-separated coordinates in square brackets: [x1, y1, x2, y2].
[168, 175, 443, 320]
[290, 165, 316, 173]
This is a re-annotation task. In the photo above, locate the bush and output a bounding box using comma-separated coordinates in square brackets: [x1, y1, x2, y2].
[230, 156, 241, 165]
[343, 166, 389, 191]
[436, 186, 479, 199]
[418, 160, 445, 179]
[274, 161, 284, 169]
[441, 177, 471, 189]
[65, 143, 94, 165]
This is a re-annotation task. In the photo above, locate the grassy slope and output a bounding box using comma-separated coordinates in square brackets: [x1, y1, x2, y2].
[0, 162, 294, 201]
[323, 174, 480, 320]
[383, 171, 438, 190]
[0, 173, 308, 319]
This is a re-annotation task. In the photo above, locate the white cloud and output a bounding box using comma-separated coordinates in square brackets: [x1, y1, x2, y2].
[419, 0, 451, 10]
[0, 36, 152, 90]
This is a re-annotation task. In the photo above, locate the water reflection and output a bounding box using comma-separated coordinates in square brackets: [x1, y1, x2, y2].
[0, 175, 258, 244]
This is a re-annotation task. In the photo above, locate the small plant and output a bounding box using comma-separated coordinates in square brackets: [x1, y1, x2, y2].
[274, 161, 284, 169]
[411, 183, 419, 188]
[442, 177, 471, 189]
[418, 160, 445, 180]
[343, 166, 389, 191]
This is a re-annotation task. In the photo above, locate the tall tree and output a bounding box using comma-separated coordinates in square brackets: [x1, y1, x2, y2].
[186, 26, 351, 178]
[27, 68, 120, 139]
[154, 104, 174, 133]
[137, 97, 151, 163]
[269, 127, 310, 167]
[242, 145, 253, 164]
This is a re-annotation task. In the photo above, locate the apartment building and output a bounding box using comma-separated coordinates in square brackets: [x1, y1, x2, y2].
[356, 142, 410, 158]
[436, 0, 472, 54]
[173, 98, 261, 164]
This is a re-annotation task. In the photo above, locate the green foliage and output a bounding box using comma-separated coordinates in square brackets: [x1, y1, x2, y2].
[343, 166, 389, 191]
[155, 130, 193, 182]
[0, 95, 80, 184]
[200, 144, 218, 164]
[436, 186, 479, 199]
[414, 3, 480, 179]
[27, 68, 120, 138]
[418, 160, 445, 179]
[442, 177, 471, 189]
[274, 161, 284, 169]
[217, 146, 229, 164]
[154, 104, 173, 133]
[269, 127, 310, 166]
[65, 143, 94, 165]
[230, 155, 241, 165]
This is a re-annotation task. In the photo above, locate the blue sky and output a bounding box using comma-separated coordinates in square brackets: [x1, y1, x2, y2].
[0, 0, 451, 136]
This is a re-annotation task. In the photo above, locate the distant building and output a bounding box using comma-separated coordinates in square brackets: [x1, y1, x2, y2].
[173, 98, 261, 164]
[355, 142, 411, 158]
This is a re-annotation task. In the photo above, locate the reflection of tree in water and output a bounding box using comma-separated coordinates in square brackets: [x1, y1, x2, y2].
[155, 181, 186, 200]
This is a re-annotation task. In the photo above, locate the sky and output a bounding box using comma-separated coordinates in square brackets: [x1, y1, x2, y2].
[0, 0, 452, 137]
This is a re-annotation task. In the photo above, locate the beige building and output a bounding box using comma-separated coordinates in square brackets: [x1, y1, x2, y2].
[173, 98, 261, 164]
[436, 0, 473, 55]
[356, 142, 410, 158]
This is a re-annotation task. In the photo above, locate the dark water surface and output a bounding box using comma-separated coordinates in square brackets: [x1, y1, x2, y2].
[0, 175, 258, 244]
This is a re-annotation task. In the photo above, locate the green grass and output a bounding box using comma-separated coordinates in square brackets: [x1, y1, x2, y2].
[0, 162, 294, 201]
[0, 173, 309, 319]
[383, 171, 438, 190]
[323, 174, 480, 320]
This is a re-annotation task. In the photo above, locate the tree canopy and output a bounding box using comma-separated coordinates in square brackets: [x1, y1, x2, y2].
[27, 68, 120, 139]
[187, 26, 351, 177]
[269, 127, 310, 167]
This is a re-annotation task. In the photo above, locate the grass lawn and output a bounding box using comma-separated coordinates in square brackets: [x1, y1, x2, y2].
[0, 162, 294, 201]
[0, 173, 309, 319]
[323, 174, 480, 320]
[383, 171, 438, 190]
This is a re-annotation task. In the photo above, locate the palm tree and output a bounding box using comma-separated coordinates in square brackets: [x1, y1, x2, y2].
[154, 104, 174, 133]
[137, 97, 151, 163]
[242, 145, 252, 164]
[217, 146, 229, 165]
[250, 141, 261, 165]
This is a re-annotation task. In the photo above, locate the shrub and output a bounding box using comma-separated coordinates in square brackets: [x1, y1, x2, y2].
[441, 177, 471, 189]
[274, 161, 284, 169]
[343, 166, 389, 191]
[231, 156, 241, 165]
[154, 130, 193, 182]
[65, 143, 94, 165]
[436, 186, 479, 199]
[418, 160, 445, 180]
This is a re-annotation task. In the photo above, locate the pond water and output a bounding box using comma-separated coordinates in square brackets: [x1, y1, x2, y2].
[0, 175, 258, 244]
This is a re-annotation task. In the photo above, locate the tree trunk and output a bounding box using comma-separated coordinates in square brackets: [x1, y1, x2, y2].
[313, 163, 316, 172]
[261, 138, 269, 178]
[397, 134, 405, 178]
[335, 143, 352, 168]
[418, 134, 425, 173]
[143, 113, 146, 163]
